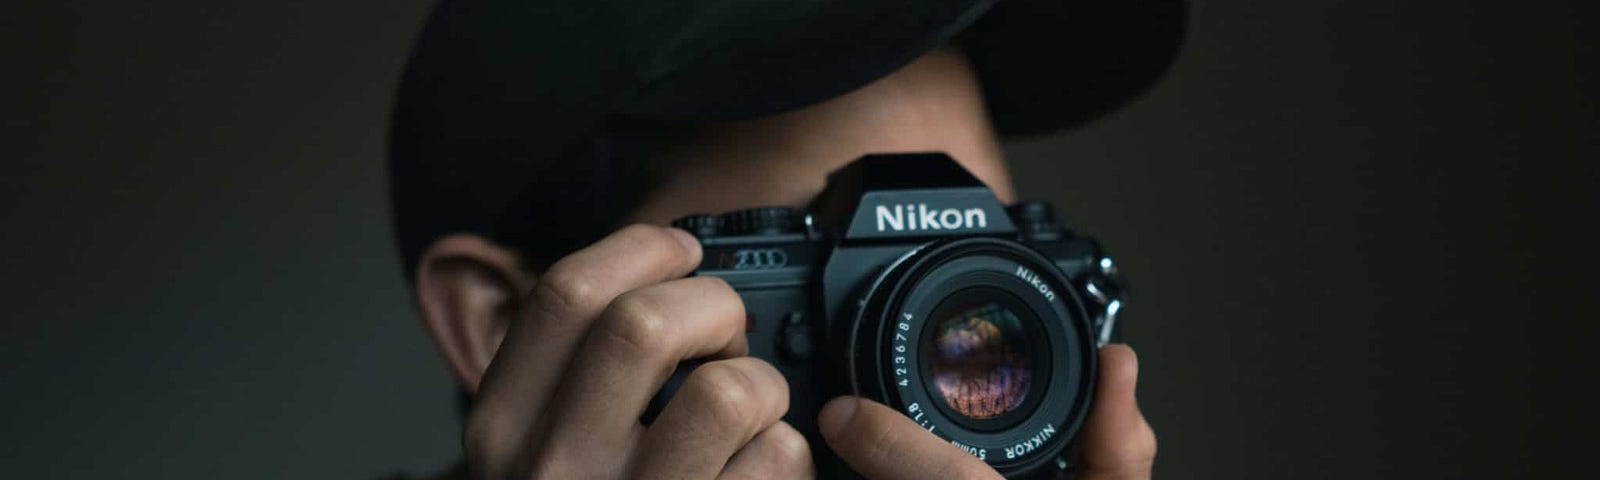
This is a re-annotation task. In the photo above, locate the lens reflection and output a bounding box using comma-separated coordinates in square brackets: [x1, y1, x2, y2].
[930, 303, 1033, 420]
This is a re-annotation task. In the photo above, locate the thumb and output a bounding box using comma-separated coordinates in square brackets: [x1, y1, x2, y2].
[1077, 344, 1157, 480]
[818, 396, 1002, 480]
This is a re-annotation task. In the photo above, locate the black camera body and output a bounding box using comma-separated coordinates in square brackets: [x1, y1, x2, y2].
[665, 153, 1127, 478]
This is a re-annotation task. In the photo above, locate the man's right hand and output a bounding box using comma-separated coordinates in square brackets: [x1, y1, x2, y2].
[462, 225, 814, 480]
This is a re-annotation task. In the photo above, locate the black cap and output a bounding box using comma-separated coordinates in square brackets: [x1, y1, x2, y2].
[389, 0, 1188, 276]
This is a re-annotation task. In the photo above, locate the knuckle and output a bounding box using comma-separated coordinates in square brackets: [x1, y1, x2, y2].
[684, 275, 745, 317]
[617, 223, 685, 255]
[599, 291, 672, 356]
[1090, 426, 1156, 478]
[768, 426, 814, 471]
[616, 223, 666, 241]
[1129, 425, 1159, 464]
[848, 409, 901, 465]
[863, 434, 900, 469]
[685, 361, 765, 430]
[687, 273, 733, 292]
[532, 265, 601, 318]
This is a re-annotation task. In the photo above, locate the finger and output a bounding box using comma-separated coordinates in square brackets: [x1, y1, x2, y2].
[629, 357, 791, 479]
[1077, 345, 1156, 480]
[717, 421, 815, 480]
[818, 396, 1001, 480]
[464, 225, 701, 474]
[534, 276, 750, 477]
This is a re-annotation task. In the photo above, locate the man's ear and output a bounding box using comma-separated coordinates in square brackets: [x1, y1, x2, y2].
[414, 234, 533, 394]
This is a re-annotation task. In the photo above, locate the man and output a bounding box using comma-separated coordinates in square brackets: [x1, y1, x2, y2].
[388, 0, 1185, 478]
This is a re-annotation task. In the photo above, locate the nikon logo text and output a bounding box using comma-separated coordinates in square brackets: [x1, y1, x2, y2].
[1015, 266, 1057, 302]
[874, 204, 988, 232]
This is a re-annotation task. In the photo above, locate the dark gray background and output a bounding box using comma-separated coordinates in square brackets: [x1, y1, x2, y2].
[3, 0, 1594, 478]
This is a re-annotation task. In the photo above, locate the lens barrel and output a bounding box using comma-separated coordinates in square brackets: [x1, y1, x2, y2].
[846, 238, 1097, 475]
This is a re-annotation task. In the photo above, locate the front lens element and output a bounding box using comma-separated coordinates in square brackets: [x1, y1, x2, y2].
[851, 238, 1097, 475]
[929, 303, 1034, 420]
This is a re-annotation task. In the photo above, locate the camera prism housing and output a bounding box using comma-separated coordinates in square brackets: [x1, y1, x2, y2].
[660, 153, 1128, 478]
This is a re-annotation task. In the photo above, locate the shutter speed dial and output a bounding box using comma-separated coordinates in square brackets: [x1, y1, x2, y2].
[721, 207, 802, 235]
[671, 214, 723, 238]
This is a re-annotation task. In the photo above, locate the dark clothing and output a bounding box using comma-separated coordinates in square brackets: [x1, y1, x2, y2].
[388, 0, 1187, 273]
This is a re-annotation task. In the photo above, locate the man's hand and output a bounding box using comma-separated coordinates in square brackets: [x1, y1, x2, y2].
[462, 225, 813, 480]
[818, 345, 1157, 480]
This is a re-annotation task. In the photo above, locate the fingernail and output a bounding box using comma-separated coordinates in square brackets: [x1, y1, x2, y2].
[818, 396, 860, 438]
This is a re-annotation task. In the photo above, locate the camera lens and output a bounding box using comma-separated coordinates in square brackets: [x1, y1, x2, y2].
[930, 302, 1032, 420]
[847, 238, 1096, 475]
[922, 287, 1049, 432]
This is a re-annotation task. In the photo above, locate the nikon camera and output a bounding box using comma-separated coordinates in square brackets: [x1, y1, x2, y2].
[656, 153, 1128, 479]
